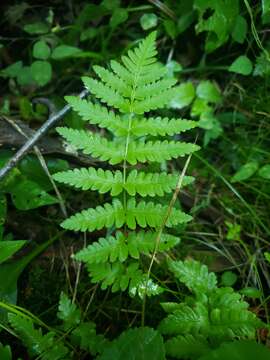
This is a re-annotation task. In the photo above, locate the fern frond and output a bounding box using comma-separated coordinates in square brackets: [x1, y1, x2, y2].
[110, 60, 134, 84]
[93, 65, 131, 97]
[209, 308, 261, 340]
[209, 287, 249, 311]
[130, 117, 197, 137]
[135, 78, 177, 100]
[132, 88, 178, 114]
[74, 231, 180, 264]
[62, 199, 191, 232]
[158, 303, 209, 335]
[121, 32, 157, 77]
[65, 97, 197, 138]
[125, 170, 194, 197]
[57, 292, 81, 330]
[126, 199, 192, 229]
[56, 127, 124, 165]
[168, 259, 217, 295]
[88, 261, 163, 297]
[165, 334, 209, 359]
[65, 96, 126, 135]
[82, 77, 129, 112]
[53, 168, 123, 196]
[8, 314, 69, 360]
[61, 199, 125, 231]
[126, 140, 199, 165]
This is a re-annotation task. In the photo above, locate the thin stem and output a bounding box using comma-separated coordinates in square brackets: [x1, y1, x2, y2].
[141, 136, 197, 326]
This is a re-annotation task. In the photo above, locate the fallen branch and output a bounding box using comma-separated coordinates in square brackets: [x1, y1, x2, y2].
[0, 89, 89, 180]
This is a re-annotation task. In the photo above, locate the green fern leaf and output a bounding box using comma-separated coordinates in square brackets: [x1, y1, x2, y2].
[62, 199, 191, 232]
[125, 170, 194, 197]
[57, 292, 81, 330]
[209, 308, 262, 340]
[8, 314, 69, 360]
[110, 60, 134, 84]
[82, 77, 129, 112]
[130, 117, 197, 137]
[135, 78, 177, 100]
[56, 127, 124, 165]
[165, 334, 209, 359]
[72, 322, 107, 355]
[158, 303, 209, 335]
[65, 97, 197, 137]
[126, 140, 199, 165]
[209, 287, 249, 311]
[168, 259, 217, 295]
[53, 168, 123, 196]
[96, 327, 166, 360]
[127, 231, 180, 256]
[121, 32, 157, 77]
[74, 231, 180, 264]
[88, 261, 163, 297]
[93, 65, 131, 97]
[132, 88, 178, 114]
[61, 199, 125, 232]
[54, 168, 193, 197]
[65, 96, 126, 135]
[126, 199, 192, 229]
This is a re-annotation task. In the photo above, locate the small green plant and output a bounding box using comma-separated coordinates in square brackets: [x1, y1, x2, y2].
[7, 292, 107, 359]
[53, 32, 199, 296]
[158, 259, 264, 359]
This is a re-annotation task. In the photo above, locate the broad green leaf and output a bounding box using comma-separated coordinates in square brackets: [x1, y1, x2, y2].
[0, 343, 12, 360]
[0, 241, 26, 264]
[231, 161, 258, 183]
[240, 287, 262, 299]
[1, 61, 23, 78]
[51, 45, 82, 60]
[177, 11, 196, 34]
[110, 8, 128, 28]
[191, 99, 211, 117]
[221, 271, 237, 287]
[258, 164, 270, 179]
[198, 341, 270, 360]
[0, 237, 59, 323]
[11, 180, 58, 210]
[170, 82, 195, 109]
[80, 28, 98, 42]
[30, 60, 52, 86]
[262, 0, 270, 24]
[196, 81, 221, 104]
[229, 55, 253, 75]
[19, 156, 69, 191]
[32, 40, 51, 60]
[140, 13, 158, 30]
[23, 22, 49, 34]
[231, 15, 247, 44]
[17, 66, 35, 86]
[164, 19, 177, 39]
[102, 0, 120, 10]
[97, 327, 165, 360]
[194, 0, 239, 52]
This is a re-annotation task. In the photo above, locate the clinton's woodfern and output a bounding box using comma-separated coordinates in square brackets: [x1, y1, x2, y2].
[53, 32, 199, 297]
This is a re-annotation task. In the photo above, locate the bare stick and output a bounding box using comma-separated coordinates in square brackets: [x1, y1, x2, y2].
[0, 89, 89, 181]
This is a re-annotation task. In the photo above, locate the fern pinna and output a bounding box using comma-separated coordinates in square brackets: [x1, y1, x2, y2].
[53, 32, 199, 297]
